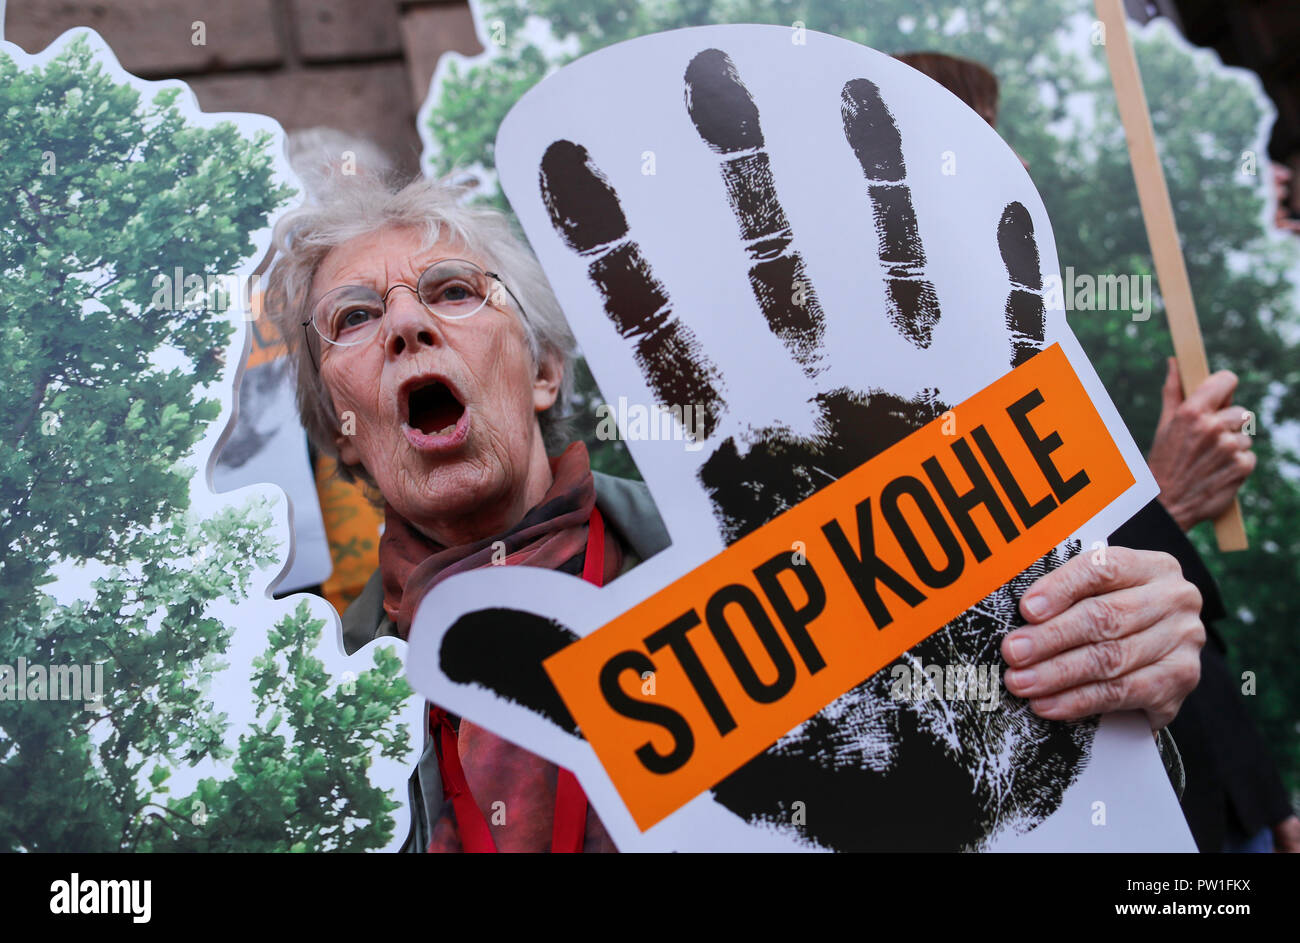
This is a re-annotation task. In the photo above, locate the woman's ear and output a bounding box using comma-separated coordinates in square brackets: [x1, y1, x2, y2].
[335, 431, 361, 467]
[533, 352, 563, 413]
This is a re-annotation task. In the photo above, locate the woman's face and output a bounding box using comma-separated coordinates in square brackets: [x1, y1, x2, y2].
[314, 225, 560, 541]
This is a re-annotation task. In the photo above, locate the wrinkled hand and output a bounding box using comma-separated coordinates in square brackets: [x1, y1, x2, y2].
[1147, 357, 1254, 531]
[1001, 546, 1205, 730]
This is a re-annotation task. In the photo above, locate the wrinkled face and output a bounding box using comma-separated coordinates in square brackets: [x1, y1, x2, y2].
[313, 226, 560, 540]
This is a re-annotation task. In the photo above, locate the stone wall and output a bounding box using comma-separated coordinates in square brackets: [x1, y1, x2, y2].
[4, 0, 484, 178]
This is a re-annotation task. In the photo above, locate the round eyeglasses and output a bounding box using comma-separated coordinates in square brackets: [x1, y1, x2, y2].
[300, 258, 525, 369]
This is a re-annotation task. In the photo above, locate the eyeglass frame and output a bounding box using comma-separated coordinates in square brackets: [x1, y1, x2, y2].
[299, 257, 529, 373]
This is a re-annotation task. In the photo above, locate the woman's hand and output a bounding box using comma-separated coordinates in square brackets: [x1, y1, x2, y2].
[1148, 357, 1255, 531]
[1001, 547, 1205, 730]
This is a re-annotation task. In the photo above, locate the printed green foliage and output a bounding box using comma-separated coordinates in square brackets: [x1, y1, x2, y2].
[0, 35, 411, 851]
[141, 601, 413, 853]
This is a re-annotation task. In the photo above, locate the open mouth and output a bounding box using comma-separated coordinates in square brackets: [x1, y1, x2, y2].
[406, 380, 465, 437]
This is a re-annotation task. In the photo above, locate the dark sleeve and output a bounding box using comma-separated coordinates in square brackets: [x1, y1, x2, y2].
[1109, 499, 1295, 848]
[340, 567, 400, 656]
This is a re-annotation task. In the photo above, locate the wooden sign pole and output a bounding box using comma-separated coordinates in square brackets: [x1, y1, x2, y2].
[1094, 0, 1248, 551]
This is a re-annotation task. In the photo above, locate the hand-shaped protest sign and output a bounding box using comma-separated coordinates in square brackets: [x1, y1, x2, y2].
[407, 25, 1191, 851]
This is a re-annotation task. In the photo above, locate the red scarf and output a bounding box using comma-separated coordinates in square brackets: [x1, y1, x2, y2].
[380, 442, 622, 638]
[378, 442, 621, 852]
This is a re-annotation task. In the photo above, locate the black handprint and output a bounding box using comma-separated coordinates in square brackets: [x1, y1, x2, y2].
[541, 54, 1048, 543]
[540, 141, 726, 439]
[998, 202, 1048, 367]
[840, 76, 942, 348]
[439, 47, 1080, 851]
[683, 49, 828, 376]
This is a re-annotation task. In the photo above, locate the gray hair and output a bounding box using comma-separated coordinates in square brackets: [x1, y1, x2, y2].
[284, 126, 396, 198]
[263, 173, 577, 485]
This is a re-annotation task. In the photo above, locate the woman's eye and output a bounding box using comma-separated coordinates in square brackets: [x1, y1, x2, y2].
[423, 279, 486, 309]
[339, 307, 375, 329]
[438, 282, 478, 303]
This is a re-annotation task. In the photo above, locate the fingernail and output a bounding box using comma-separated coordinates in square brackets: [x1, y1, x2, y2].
[1022, 594, 1048, 620]
[1033, 695, 1060, 714]
[1007, 635, 1033, 662]
[1008, 667, 1037, 691]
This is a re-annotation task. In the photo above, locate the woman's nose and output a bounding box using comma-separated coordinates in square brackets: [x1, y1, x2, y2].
[383, 286, 443, 358]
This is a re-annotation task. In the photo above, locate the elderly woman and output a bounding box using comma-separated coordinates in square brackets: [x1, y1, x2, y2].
[266, 175, 1205, 853]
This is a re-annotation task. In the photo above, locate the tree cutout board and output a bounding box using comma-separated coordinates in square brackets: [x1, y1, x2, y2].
[0, 27, 423, 853]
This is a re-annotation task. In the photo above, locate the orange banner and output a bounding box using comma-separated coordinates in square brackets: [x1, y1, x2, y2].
[544, 343, 1135, 830]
